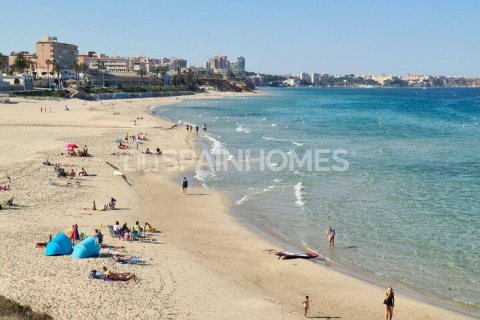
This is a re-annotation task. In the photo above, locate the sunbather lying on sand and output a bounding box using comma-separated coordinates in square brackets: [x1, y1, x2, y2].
[112, 255, 144, 264]
[102, 266, 136, 281]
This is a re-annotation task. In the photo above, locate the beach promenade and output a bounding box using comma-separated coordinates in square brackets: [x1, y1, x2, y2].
[0, 93, 474, 320]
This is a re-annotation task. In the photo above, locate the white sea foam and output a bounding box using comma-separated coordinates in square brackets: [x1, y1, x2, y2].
[291, 141, 304, 146]
[273, 178, 281, 183]
[194, 168, 216, 181]
[204, 135, 231, 157]
[294, 182, 306, 206]
[236, 125, 251, 133]
[271, 123, 278, 127]
[236, 194, 252, 205]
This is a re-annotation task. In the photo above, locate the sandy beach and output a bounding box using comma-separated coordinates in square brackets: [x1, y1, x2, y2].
[0, 92, 476, 320]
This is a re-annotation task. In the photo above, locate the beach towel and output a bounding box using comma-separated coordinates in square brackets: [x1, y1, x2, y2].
[103, 277, 130, 282]
[116, 257, 145, 265]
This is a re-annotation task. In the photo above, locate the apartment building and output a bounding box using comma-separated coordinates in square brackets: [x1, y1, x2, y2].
[35, 36, 78, 76]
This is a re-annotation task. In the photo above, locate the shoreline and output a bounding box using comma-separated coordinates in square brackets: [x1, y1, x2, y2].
[153, 91, 480, 319]
[0, 92, 476, 319]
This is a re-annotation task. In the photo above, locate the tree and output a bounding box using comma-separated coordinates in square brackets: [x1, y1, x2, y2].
[159, 66, 168, 86]
[12, 54, 30, 74]
[186, 68, 196, 89]
[46, 59, 53, 88]
[51, 60, 62, 89]
[0, 52, 6, 71]
[136, 68, 146, 86]
[31, 53, 37, 78]
[73, 62, 83, 87]
[172, 67, 182, 86]
[97, 61, 106, 87]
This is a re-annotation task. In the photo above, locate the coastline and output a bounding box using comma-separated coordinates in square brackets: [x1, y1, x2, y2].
[152, 91, 480, 319]
[0, 92, 476, 319]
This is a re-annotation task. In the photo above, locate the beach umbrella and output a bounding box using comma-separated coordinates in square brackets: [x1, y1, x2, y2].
[64, 143, 79, 149]
[133, 140, 143, 149]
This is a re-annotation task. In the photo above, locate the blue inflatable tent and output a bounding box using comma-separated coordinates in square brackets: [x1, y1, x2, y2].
[71, 236, 100, 259]
[45, 233, 72, 256]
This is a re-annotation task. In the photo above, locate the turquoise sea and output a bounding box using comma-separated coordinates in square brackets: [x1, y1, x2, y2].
[158, 88, 480, 312]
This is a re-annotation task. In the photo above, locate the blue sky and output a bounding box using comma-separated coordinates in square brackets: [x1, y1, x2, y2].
[1, 0, 479, 75]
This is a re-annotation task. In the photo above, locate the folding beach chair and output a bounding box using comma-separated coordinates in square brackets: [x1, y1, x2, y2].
[107, 225, 119, 239]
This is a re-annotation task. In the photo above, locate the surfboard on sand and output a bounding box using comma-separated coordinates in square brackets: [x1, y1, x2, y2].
[275, 251, 319, 260]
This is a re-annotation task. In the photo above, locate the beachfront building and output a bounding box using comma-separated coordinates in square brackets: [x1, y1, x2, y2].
[0, 71, 8, 88]
[370, 74, 393, 85]
[229, 56, 246, 77]
[160, 57, 187, 70]
[1, 74, 34, 90]
[8, 51, 37, 73]
[90, 57, 129, 73]
[205, 55, 246, 78]
[35, 36, 78, 77]
[299, 72, 310, 82]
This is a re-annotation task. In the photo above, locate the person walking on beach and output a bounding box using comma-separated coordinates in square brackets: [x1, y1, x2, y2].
[195, 125, 199, 134]
[302, 296, 310, 318]
[182, 177, 188, 196]
[383, 287, 395, 320]
[327, 226, 336, 247]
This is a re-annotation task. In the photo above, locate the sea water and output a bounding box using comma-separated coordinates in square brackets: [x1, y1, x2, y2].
[157, 88, 480, 311]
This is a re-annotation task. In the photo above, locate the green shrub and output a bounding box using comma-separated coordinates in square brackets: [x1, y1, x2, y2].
[0, 296, 53, 320]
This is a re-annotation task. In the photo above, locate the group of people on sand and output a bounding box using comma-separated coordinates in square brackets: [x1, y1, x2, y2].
[124, 132, 148, 143]
[143, 147, 162, 155]
[93, 197, 116, 211]
[67, 145, 89, 157]
[113, 220, 155, 242]
[52, 164, 88, 179]
[40, 106, 51, 113]
[0, 176, 11, 191]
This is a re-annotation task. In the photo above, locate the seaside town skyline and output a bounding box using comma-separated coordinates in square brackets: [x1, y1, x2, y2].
[2, 35, 480, 91]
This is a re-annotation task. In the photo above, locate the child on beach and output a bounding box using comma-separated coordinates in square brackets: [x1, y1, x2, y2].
[182, 177, 188, 196]
[302, 296, 310, 318]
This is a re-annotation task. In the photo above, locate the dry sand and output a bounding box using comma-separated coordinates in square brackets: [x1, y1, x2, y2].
[0, 92, 476, 320]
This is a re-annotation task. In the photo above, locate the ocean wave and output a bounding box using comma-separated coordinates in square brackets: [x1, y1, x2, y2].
[271, 123, 278, 127]
[236, 194, 252, 205]
[236, 185, 277, 206]
[236, 125, 251, 133]
[204, 135, 231, 157]
[194, 167, 216, 181]
[262, 136, 304, 147]
[294, 182, 306, 206]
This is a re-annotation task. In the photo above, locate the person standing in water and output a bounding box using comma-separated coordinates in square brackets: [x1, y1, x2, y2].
[202, 123, 207, 131]
[182, 177, 188, 196]
[195, 125, 199, 134]
[383, 287, 395, 320]
[327, 226, 336, 247]
[302, 296, 310, 318]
